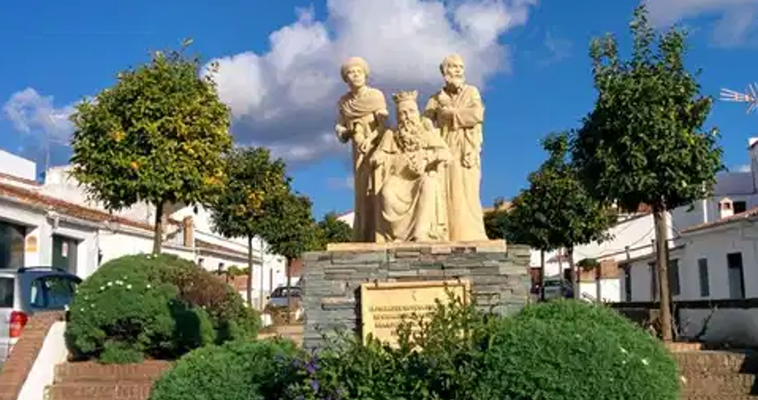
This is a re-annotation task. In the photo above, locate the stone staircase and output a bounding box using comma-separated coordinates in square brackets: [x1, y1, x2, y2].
[675, 350, 758, 400]
[46, 361, 172, 400]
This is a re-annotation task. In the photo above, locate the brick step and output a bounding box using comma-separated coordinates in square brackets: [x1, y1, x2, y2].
[674, 351, 758, 375]
[54, 361, 173, 383]
[47, 382, 154, 400]
[679, 373, 756, 395]
[680, 394, 758, 400]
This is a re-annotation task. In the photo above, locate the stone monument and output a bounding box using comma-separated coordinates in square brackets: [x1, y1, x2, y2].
[302, 54, 530, 348]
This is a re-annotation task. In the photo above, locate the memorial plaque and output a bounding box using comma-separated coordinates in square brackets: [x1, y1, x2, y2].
[360, 279, 470, 345]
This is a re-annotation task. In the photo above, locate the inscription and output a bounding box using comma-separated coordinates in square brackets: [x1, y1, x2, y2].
[360, 280, 470, 345]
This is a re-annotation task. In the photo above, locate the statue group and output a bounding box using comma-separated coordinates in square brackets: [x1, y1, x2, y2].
[336, 54, 488, 243]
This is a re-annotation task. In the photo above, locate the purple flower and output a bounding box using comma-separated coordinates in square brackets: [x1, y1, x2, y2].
[310, 379, 320, 393]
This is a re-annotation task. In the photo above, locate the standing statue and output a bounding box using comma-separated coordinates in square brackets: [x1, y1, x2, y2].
[372, 91, 451, 242]
[424, 54, 488, 241]
[335, 57, 389, 242]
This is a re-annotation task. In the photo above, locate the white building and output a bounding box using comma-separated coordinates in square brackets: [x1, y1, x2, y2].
[0, 150, 287, 308]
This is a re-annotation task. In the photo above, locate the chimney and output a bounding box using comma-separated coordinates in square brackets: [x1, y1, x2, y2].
[719, 198, 734, 219]
[182, 216, 194, 247]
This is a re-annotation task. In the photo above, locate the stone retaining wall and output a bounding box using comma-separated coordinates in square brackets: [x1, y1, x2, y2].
[301, 241, 531, 349]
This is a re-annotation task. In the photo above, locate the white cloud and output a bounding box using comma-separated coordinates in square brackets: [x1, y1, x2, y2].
[3, 88, 73, 144]
[3, 0, 537, 166]
[644, 0, 758, 46]
[734, 164, 752, 172]
[326, 175, 355, 190]
[206, 0, 538, 163]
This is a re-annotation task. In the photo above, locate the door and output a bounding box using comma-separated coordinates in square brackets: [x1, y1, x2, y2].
[52, 235, 78, 273]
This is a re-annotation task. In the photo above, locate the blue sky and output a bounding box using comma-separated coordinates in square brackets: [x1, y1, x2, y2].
[2, 0, 758, 219]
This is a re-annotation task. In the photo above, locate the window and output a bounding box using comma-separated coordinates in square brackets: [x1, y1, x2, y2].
[29, 275, 78, 310]
[734, 201, 747, 214]
[0, 277, 14, 307]
[698, 258, 710, 297]
[622, 264, 632, 302]
[0, 220, 25, 269]
[217, 262, 224, 274]
[727, 252, 745, 299]
[669, 259, 680, 296]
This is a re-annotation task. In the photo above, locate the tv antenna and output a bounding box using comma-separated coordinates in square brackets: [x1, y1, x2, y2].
[720, 83, 758, 114]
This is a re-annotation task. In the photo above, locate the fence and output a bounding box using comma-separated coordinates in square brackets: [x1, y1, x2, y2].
[611, 298, 758, 348]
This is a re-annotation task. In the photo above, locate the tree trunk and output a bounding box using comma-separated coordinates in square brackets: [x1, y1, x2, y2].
[567, 247, 579, 300]
[152, 201, 164, 254]
[653, 206, 673, 342]
[286, 257, 293, 324]
[539, 250, 546, 301]
[247, 235, 253, 308]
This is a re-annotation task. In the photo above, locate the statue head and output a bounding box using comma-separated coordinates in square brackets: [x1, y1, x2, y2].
[393, 91, 421, 129]
[340, 56, 370, 91]
[440, 54, 465, 89]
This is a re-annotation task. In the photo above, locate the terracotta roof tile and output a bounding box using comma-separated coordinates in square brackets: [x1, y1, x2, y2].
[0, 182, 153, 231]
[195, 239, 247, 258]
[681, 207, 758, 234]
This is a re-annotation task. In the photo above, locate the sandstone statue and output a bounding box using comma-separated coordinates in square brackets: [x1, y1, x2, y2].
[423, 54, 488, 241]
[335, 57, 389, 242]
[372, 91, 452, 242]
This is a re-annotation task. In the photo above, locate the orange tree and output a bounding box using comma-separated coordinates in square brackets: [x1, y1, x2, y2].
[70, 41, 232, 253]
[572, 6, 723, 340]
[209, 146, 290, 306]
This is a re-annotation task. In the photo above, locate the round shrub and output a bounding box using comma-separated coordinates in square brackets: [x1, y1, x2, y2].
[65, 253, 259, 363]
[149, 339, 299, 400]
[478, 300, 679, 400]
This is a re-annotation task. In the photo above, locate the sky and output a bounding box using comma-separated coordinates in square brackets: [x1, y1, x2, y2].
[3, 0, 758, 219]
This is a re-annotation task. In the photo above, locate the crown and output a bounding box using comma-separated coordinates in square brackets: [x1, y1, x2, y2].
[392, 90, 418, 104]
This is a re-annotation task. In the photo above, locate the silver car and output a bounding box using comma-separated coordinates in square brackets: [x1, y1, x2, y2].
[0, 267, 81, 363]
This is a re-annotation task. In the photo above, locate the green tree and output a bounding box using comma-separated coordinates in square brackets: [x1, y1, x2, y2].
[507, 132, 615, 299]
[259, 192, 319, 322]
[484, 197, 510, 240]
[209, 147, 290, 307]
[316, 212, 353, 249]
[70, 41, 232, 254]
[572, 6, 723, 340]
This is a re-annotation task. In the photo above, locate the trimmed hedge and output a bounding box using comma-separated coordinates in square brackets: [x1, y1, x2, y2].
[65, 254, 259, 363]
[149, 339, 299, 400]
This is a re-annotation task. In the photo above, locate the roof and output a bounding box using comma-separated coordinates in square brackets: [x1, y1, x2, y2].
[0, 182, 153, 231]
[681, 207, 758, 234]
[195, 239, 249, 258]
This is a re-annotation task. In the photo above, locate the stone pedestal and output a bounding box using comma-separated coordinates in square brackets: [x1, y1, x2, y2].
[301, 240, 531, 349]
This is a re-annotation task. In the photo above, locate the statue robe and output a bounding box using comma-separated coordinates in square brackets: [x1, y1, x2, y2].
[373, 119, 451, 242]
[424, 84, 488, 241]
[336, 86, 388, 242]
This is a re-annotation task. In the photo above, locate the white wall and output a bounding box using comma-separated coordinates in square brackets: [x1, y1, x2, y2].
[0, 149, 36, 181]
[17, 321, 67, 400]
[624, 223, 758, 302]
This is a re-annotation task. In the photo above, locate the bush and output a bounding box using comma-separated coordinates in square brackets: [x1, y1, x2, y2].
[478, 300, 679, 400]
[149, 339, 299, 400]
[65, 254, 259, 363]
[283, 293, 497, 400]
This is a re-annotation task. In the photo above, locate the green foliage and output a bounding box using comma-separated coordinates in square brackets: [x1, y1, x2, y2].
[149, 339, 300, 400]
[261, 193, 320, 261]
[505, 131, 615, 252]
[284, 293, 499, 400]
[577, 257, 600, 271]
[65, 254, 258, 363]
[69, 42, 233, 252]
[210, 146, 290, 241]
[481, 300, 679, 400]
[572, 5, 723, 213]
[484, 198, 510, 239]
[316, 212, 353, 249]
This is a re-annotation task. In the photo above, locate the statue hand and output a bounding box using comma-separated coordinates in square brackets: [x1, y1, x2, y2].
[358, 140, 372, 154]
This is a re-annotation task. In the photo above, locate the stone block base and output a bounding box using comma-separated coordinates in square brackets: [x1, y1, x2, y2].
[301, 240, 531, 349]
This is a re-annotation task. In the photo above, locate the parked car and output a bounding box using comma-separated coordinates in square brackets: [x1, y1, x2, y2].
[0, 267, 81, 363]
[266, 285, 302, 308]
[541, 278, 573, 300]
